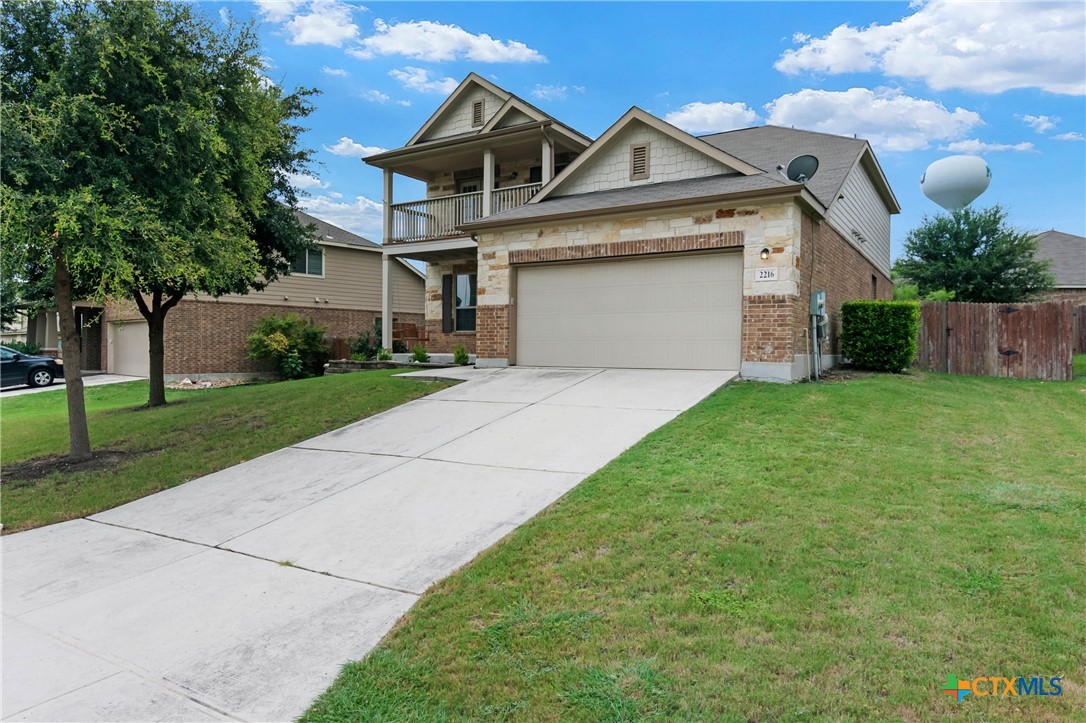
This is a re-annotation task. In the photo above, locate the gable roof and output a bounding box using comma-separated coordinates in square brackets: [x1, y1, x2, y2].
[1034, 229, 1086, 287]
[699, 125, 900, 213]
[461, 173, 822, 231]
[405, 73, 590, 148]
[531, 107, 763, 203]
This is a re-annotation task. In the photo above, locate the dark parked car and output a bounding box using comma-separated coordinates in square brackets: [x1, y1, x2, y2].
[1, 345, 64, 388]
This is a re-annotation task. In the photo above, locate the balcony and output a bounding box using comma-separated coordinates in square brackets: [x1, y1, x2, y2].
[389, 182, 542, 244]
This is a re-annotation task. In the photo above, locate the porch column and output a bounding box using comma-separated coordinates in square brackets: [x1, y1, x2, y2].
[482, 147, 494, 217]
[381, 168, 394, 350]
[381, 254, 393, 350]
[541, 135, 554, 184]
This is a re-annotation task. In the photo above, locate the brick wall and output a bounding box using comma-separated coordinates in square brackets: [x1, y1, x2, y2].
[476, 305, 509, 359]
[106, 299, 421, 376]
[742, 295, 796, 363]
[799, 213, 892, 356]
[1046, 289, 1086, 303]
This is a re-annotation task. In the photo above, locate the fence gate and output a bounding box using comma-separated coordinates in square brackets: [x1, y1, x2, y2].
[917, 300, 1074, 380]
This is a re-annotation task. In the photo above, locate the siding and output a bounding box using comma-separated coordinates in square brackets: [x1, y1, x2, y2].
[825, 160, 891, 276]
[219, 245, 424, 313]
[554, 123, 732, 197]
[421, 87, 504, 141]
[495, 109, 534, 128]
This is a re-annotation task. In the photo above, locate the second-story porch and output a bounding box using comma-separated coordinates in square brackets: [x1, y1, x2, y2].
[366, 121, 589, 259]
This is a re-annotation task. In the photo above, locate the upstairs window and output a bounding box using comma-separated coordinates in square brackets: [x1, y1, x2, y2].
[292, 247, 324, 276]
[630, 142, 650, 180]
[471, 100, 485, 127]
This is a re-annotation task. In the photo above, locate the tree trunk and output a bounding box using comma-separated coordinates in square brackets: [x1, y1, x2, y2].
[135, 290, 181, 408]
[53, 251, 92, 461]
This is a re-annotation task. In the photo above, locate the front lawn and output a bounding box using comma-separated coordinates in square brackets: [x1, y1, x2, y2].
[305, 371, 1084, 721]
[1, 371, 453, 533]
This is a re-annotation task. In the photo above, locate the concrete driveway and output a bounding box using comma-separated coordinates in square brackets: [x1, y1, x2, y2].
[1, 374, 145, 397]
[2, 367, 736, 722]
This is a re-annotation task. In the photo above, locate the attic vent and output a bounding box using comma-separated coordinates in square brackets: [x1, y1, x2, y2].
[471, 100, 484, 127]
[630, 143, 650, 180]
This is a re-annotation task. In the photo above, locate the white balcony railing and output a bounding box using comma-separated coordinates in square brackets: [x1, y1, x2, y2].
[389, 182, 542, 244]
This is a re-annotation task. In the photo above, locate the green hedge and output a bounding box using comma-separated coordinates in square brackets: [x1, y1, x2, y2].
[840, 300, 920, 373]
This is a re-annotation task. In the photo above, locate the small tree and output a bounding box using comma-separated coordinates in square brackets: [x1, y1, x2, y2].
[841, 301, 921, 373]
[896, 205, 1053, 302]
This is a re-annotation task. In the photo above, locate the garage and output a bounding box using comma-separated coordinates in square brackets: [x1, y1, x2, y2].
[109, 320, 150, 377]
[515, 252, 743, 370]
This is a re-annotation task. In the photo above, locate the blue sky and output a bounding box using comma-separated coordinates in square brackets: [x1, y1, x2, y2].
[221, 1, 1085, 259]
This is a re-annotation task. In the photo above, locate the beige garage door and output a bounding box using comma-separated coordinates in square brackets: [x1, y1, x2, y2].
[515, 252, 743, 370]
[109, 320, 149, 376]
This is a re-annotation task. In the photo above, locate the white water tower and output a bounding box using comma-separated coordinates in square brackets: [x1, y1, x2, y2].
[920, 155, 991, 212]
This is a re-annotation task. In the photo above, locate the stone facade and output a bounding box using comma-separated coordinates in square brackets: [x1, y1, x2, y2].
[465, 198, 890, 379]
[103, 298, 423, 377]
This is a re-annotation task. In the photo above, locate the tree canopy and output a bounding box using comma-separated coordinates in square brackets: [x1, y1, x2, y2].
[895, 205, 1053, 303]
[1, 0, 319, 408]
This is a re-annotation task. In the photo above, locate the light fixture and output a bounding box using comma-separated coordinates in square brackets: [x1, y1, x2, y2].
[760, 247, 770, 260]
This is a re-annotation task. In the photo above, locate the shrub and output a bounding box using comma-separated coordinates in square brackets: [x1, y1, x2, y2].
[840, 300, 920, 373]
[376, 347, 393, 361]
[247, 313, 329, 379]
[411, 344, 430, 363]
[6, 340, 42, 355]
[349, 321, 381, 361]
[453, 345, 469, 366]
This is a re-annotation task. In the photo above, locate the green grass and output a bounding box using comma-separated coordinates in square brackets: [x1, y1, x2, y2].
[304, 371, 1085, 722]
[1, 371, 453, 532]
[1074, 353, 1086, 379]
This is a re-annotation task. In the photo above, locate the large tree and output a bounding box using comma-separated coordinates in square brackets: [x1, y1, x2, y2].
[2, 0, 318, 417]
[896, 205, 1053, 303]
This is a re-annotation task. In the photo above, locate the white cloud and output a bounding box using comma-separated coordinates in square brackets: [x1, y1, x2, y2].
[348, 19, 546, 63]
[388, 66, 458, 95]
[665, 101, 760, 134]
[1019, 114, 1058, 133]
[323, 136, 388, 158]
[258, 1, 360, 47]
[1053, 132, 1084, 142]
[359, 89, 411, 106]
[300, 194, 384, 242]
[532, 84, 567, 101]
[940, 139, 1037, 154]
[321, 66, 348, 77]
[219, 7, 230, 24]
[775, 1, 1085, 95]
[285, 172, 328, 190]
[764, 87, 983, 153]
[254, 0, 304, 24]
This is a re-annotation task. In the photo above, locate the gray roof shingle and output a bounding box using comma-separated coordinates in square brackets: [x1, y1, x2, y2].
[698, 125, 869, 210]
[464, 173, 798, 227]
[294, 209, 380, 249]
[1034, 229, 1086, 287]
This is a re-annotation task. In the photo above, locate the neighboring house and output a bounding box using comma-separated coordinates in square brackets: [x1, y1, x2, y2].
[1034, 229, 1086, 303]
[25, 211, 425, 377]
[370, 74, 900, 381]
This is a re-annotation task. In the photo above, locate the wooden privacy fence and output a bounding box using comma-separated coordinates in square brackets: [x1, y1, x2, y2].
[1075, 305, 1086, 355]
[917, 300, 1074, 380]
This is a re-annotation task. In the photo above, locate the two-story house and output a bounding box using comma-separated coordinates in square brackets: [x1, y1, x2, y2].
[369, 74, 899, 381]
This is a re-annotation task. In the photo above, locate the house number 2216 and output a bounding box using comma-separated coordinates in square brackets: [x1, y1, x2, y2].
[756, 268, 779, 281]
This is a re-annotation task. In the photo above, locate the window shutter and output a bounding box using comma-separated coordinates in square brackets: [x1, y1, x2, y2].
[472, 100, 484, 127]
[442, 274, 454, 333]
[630, 143, 650, 180]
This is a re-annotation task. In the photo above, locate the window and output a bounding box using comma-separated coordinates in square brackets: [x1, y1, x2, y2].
[471, 100, 484, 127]
[871, 274, 878, 300]
[292, 247, 324, 276]
[455, 273, 477, 331]
[630, 143, 650, 180]
[529, 165, 543, 184]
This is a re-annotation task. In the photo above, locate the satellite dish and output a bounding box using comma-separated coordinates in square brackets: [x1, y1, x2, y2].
[920, 155, 991, 212]
[777, 154, 819, 184]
